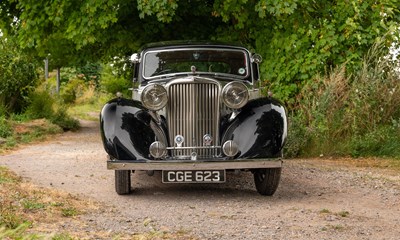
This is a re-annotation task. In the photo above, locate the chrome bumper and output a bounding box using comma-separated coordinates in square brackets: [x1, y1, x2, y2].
[107, 158, 282, 171]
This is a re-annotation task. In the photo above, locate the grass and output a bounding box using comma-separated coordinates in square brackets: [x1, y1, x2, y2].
[67, 91, 112, 121]
[0, 118, 63, 154]
[0, 167, 96, 239]
[68, 103, 100, 121]
[61, 207, 79, 217]
[337, 211, 350, 218]
[309, 157, 400, 172]
[319, 209, 331, 214]
[0, 167, 197, 239]
[286, 42, 400, 160]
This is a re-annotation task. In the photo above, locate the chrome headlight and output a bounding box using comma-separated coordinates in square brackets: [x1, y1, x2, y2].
[141, 84, 168, 111]
[221, 82, 249, 109]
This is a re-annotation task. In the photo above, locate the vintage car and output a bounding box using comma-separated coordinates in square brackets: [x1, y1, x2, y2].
[100, 42, 287, 196]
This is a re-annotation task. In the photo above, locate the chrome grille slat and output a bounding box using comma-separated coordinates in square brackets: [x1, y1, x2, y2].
[167, 80, 220, 158]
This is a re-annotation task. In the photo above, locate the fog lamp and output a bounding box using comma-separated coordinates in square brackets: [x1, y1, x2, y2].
[222, 140, 239, 157]
[149, 141, 167, 159]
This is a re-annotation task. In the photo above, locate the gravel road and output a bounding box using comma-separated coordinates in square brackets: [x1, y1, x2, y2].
[0, 120, 399, 239]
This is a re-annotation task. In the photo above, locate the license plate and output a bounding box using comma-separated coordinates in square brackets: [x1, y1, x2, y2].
[162, 170, 226, 183]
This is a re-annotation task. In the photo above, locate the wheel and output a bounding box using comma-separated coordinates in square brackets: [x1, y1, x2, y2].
[115, 170, 132, 195]
[253, 168, 282, 196]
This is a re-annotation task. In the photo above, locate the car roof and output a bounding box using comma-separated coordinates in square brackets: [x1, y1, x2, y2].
[139, 40, 249, 52]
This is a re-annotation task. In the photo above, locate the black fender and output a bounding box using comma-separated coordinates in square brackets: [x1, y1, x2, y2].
[221, 97, 287, 159]
[100, 98, 166, 160]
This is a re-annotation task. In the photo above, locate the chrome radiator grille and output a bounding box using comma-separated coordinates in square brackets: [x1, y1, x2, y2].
[167, 81, 220, 158]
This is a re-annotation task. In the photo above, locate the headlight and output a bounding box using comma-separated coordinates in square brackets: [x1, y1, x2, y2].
[221, 82, 249, 109]
[141, 84, 168, 111]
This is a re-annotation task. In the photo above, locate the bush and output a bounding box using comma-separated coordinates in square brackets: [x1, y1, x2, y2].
[0, 117, 12, 138]
[284, 114, 311, 157]
[50, 107, 80, 131]
[351, 124, 400, 158]
[0, 37, 39, 114]
[24, 91, 55, 119]
[23, 90, 80, 131]
[60, 78, 87, 104]
[0, 104, 7, 117]
[100, 64, 131, 97]
[285, 42, 400, 158]
[76, 62, 102, 85]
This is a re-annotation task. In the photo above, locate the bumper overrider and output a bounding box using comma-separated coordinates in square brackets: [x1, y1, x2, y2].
[107, 158, 282, 171]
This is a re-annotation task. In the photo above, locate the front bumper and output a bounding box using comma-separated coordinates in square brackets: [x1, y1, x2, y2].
[107, 158, 282, 171]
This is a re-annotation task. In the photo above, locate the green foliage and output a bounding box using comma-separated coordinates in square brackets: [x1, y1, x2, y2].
[350, 124, 400, 158]
[0, 117, 13, 138]
[0, 117, 63, 153]
[100, 64, 132, 96]
[137, 0, 178, 22]
[252, 0, 399, 101]
[76, 62, 102, 84]
[21, 90, 79, 131]
[52, 233, 75, 240]
[1, 0, 400, 158]
[0, 36, 39, 114]
[50, 107, 80, 132]
[284, 114, 310, 157]
[213, 0, 399, 101]
[286, 42, 400, 158]
[61, 207, 79, 217]
[1, 0, 224, 64]
[22, 199, 46, 211]
[24, 91, 55, 119]
[57, 64, 101, 85]
[0, 104, 7, 116]
[2, 0, 398, 102]
[60, 78, 87, 104]
[0, 166, 88, 239]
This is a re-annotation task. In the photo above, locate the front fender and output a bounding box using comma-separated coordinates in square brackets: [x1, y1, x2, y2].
[100, 98, 162, 160]
[221, 97, 287, 159]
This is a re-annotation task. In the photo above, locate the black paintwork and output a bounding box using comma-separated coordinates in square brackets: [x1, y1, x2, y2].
[220, 98, 287, 158]
[100, 96, 287, 161]
[101, 98, 157, 160]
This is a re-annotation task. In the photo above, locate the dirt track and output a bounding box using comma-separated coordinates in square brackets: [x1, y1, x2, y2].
[0, 120, 399, 239]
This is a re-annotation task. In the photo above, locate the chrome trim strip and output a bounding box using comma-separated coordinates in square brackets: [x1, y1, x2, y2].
[166, 146, 221, 150]
[107, 159, 282, 171]
[142, 47, 251, 80]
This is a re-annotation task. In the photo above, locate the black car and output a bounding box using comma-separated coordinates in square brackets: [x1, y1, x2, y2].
[100, 42, 287, 196]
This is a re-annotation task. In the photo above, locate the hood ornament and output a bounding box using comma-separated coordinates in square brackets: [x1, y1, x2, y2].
[191, 65, 196, 74]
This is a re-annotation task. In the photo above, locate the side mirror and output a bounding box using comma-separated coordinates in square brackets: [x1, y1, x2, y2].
[130, 53, 140, 63]
[251, 54, 262, 82]
[252, 54, 262, 64]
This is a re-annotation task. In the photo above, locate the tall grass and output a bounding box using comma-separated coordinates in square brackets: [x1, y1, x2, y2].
[286, 43, 400, 158]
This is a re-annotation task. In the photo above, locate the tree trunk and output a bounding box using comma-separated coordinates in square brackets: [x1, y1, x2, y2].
[56, 67, 61, 94]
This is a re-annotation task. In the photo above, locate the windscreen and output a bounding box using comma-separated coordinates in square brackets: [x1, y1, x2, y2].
[143, 48, 249, 79]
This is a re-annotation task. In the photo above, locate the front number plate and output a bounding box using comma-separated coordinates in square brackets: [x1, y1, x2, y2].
[162, 170, 226, 183]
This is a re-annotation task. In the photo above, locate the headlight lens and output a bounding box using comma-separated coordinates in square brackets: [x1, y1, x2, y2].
[221, 82, 249, 109]
[141, 84, 168, 111]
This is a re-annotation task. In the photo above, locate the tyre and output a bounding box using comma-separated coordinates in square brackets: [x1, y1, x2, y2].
[253, 168, 281, 196]
[115, 170, 132, 195]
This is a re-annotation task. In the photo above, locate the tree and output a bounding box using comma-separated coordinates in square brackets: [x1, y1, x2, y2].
[0, 0, 223, 65]
[212, 0, 400, 100]
[1, 0, 399, 100]
[0, 36, 39, 113]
